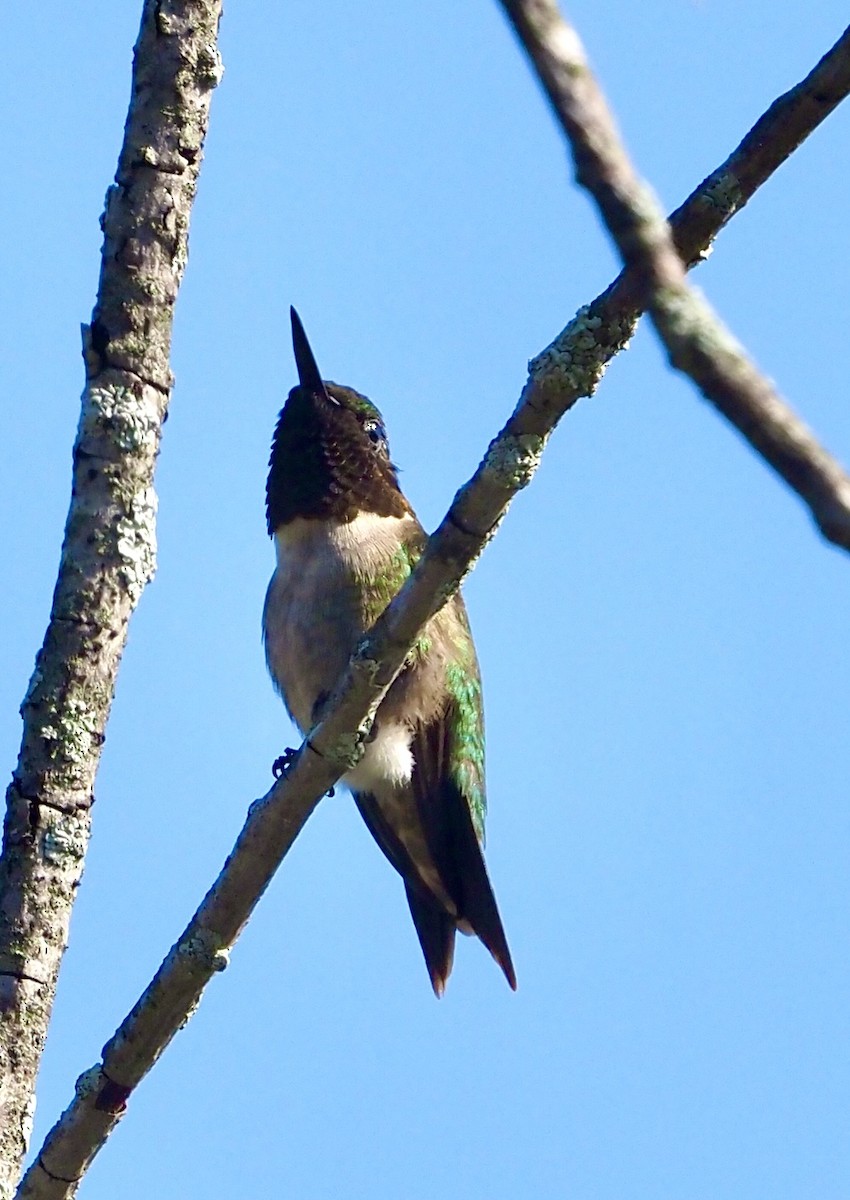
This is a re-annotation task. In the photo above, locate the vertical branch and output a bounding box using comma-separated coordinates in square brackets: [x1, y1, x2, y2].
[0, 3, 223, 1195]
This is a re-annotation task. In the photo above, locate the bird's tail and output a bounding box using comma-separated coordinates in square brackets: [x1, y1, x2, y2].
[354, 784, 517, 995]
[447, 784, 517, 991]
[405, 884, 456, 998]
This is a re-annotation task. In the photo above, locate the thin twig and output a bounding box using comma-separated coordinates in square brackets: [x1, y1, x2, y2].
[500, 2, 850, 549]
[0, 3, 223, 1197]
[18, 23, 850, 1200]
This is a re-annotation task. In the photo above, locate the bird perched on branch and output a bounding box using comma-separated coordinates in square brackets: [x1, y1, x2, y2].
[263, 308, 515, 996]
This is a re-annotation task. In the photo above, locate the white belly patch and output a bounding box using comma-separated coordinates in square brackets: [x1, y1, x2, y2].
[344, 722, 413, 793]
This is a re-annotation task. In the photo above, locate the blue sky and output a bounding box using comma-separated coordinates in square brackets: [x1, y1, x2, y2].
[2, 3, 850, 1197]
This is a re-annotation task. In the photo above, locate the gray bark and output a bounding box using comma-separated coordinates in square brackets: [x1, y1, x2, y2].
[0, 3, 222, 1197]
[501, 4, 850, 547]
[16, 26, 850, 1195]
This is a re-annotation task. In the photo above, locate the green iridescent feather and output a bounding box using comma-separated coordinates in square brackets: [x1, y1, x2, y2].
[355, 525, 486, 841]
[445, 641, 486, 842]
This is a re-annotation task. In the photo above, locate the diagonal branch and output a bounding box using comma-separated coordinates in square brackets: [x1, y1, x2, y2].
[18, 479, 516, 1199]
[500, 3, 850, 549]
[0, 2, 223, 1197]
[506, 21, 850, 434]
[17, 23, 850, 1200]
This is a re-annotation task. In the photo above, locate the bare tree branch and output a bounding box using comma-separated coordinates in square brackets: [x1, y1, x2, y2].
[16, 425, 542, 1198]
[0, 2, 223, 1196]
[665, 24, 850, 275]
[18, 27, 850, 1193]
[500, 3, 850, 549]
[503, 21, 850, 437]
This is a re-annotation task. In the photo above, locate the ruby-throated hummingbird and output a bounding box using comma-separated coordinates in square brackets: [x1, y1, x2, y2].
[263, 309, 516, 996]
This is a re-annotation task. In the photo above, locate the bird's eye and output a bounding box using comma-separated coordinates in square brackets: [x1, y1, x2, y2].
[364, 418, 386, 445]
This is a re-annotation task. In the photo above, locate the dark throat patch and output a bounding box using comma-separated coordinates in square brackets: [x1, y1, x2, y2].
[266, 386, 410, 531]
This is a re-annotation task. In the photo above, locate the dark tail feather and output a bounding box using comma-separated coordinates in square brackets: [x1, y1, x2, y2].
[450, 786, 517, 990]
[354, 786, 516, 993]
[354, 791, 457, 996]
[405, 883, 456, 998]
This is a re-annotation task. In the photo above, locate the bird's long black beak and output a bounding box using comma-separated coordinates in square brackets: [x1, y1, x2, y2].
[290, 307, 334, 404]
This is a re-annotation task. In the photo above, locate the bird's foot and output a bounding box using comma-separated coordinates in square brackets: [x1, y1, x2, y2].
[273, 745, 336, 797]
[272, 747, 298, 779]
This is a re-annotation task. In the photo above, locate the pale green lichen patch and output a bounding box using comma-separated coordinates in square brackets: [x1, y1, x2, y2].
[40, 696, 102, 769]
[41, 818, 86, 868]
[116, 487, 158, 602]
[21, 1091, 36, 1150]
[527, 305, 632, 403]
[197, 43, 225, 88]
[84, 386, 160, 454]
[483, 433, 546, 491]
[173, 237, 190, 279]
[155, 8, 178, 34]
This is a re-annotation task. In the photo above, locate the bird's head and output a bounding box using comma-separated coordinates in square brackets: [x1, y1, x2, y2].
[266, 308, 410, 532]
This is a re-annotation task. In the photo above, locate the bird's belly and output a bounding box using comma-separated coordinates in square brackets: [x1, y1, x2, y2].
[263, 567, 361, 733]
[263, 512, 422, 732]
[344, 721, 414, 791]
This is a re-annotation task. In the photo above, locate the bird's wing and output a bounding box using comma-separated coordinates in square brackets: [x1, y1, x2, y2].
[409, 614, 516, 990]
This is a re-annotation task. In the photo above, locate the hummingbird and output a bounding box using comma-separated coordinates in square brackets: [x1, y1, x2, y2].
[263, 308, 516, 996]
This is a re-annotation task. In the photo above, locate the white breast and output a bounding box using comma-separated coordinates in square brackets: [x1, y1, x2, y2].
[273, 511, 415, 576]
[264, 512, 419, 734]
